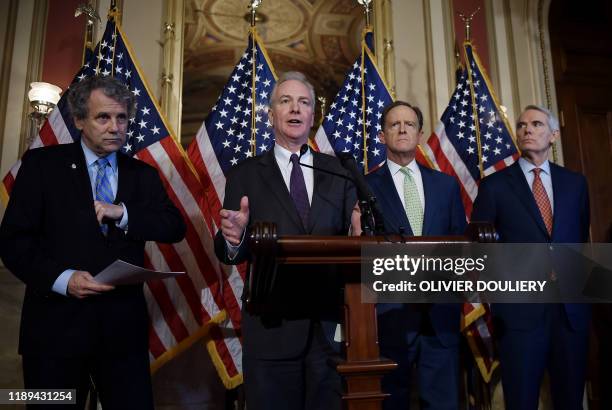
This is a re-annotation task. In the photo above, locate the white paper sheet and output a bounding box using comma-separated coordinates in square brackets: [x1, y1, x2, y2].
[94, 259, 185, 285]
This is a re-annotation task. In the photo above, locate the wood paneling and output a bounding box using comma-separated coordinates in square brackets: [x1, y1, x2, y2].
[550, 2, 612, 409]
[549, 0, 612, 243]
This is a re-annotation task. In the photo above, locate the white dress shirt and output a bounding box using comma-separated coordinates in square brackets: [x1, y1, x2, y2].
[386, 158, 425, 211]
[225, 144, 314, 258]
[518, 157, 554, 213]
[274, 143, 314, 204]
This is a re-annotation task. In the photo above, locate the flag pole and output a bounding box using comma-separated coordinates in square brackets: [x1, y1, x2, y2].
[454, 41, 463, 85]
[358, 0, 372, 172]
[249, 0, 262, 157]
[459, 7, 484, 178]
[360, 34, 368, 172]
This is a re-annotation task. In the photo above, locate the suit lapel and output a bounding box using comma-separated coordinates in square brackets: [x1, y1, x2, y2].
[506, 161, 550, 238]
[66, 142, 107, 236]
[376, 164, 413, 235]
[420, 165, 435, 236]
[257, 149, 305, 232]
[308, 153, 333, 233]
[67, 143, 94, 205]
[550, 163, 565, 239]
[115, 153, 134, 205]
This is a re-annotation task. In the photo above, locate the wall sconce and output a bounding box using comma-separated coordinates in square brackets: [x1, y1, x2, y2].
[26, 81, 62, 145]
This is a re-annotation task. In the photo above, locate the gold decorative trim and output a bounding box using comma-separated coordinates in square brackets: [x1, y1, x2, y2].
[113, 0, 124, 25]
[484, 1, 499, 90]
[537, 0, 552, 112]
[423, 0, 455, 131]
[0, 0, 19, 161]
[373, 0, 395, 96]
[18, 0, 48, 156]
[161, 0, 184, 143]
[503, 0, 520, 125]
[536, 0, 560, 163]
[423, 2, 436, 127]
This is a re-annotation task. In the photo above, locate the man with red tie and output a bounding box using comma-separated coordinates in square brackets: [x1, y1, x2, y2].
[472, 105, 591, 409]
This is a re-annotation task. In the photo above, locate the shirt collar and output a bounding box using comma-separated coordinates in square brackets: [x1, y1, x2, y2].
[387, 158, 420, 176]
[518, 156, 550, 176]
[81, 139, 118, 172]
[274, 143, 311, 166]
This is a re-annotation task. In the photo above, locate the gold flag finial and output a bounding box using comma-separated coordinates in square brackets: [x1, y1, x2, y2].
[248, 0, 263, 27]
[458, 6, 481, 41]
[357, 0, 373, 28]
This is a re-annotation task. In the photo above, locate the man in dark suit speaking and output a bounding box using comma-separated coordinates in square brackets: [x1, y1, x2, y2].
[214, 71, 356, 410]
[365, 101, 466, 409]
[0, 76, 186, 409]
[472, 105, 590, 409]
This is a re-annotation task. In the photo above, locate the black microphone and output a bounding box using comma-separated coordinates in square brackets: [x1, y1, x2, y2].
[336, 153, 386, 235]
[336, 153, 375, 202]
[299, 143, 308, 157]
[297, 144, 384, 235]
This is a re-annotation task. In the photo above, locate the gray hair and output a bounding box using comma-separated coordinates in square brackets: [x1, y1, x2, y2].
[522, 104, 560, 132]
[67, 75, 136, 120]
[270, 71, 315, 107]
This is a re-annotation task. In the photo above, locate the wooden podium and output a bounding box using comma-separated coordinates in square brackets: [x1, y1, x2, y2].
[247, 222, 496, 410]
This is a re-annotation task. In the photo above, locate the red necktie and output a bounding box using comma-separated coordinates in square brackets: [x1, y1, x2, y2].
[532, 168, 553, 235]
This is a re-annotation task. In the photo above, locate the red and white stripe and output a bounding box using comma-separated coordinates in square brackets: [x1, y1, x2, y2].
[424, 121, 479, 216]
[313, 127, 335, 156]
[2, 108, 78, 194]
[186, 122, 247, 386]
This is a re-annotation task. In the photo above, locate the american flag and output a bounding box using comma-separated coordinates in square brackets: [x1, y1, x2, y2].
[186, 28, 277, 387]
[421, 42, 520, 382]
[314, 29, 393, 173]
[1, 13, 231, 381]
[420, 43, 520, 217]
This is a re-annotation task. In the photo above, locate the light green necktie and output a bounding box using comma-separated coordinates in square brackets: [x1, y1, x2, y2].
[400, 167, 423, 236]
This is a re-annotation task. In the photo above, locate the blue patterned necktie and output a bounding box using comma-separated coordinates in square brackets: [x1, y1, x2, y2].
[94, 157, 113, 234]
[289, 154, 310, 228]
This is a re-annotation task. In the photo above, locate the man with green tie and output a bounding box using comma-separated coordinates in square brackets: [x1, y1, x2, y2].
[365, 101, 466, 409]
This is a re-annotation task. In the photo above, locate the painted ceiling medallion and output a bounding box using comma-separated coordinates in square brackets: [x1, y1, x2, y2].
[181, 0, 365, 144]
[206, 0, 305, 44]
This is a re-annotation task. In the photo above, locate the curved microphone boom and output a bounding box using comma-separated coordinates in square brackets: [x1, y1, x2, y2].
[297, 145, 384, 235]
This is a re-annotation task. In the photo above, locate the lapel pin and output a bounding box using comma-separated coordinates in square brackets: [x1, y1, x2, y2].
[71, 163, 77, 169]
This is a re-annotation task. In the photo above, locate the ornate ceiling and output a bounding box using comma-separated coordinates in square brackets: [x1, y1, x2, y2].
[181, 0, 365, 142]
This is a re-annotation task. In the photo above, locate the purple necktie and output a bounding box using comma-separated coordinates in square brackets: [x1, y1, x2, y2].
[289, 153, 310, 228]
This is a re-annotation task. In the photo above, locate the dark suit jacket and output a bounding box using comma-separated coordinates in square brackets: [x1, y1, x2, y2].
[366, 163, 467, 347]
[0, 142, 186, 357]
[214, 148, 356, 359]
[471, 160, 590, 331]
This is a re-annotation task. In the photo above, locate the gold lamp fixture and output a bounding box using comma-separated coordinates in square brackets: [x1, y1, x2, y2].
[26, 81, 62, 145]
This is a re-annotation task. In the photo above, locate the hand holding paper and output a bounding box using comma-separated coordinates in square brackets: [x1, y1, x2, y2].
[94, 260, 185, 285]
